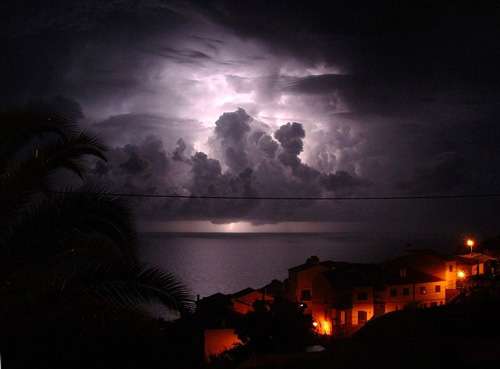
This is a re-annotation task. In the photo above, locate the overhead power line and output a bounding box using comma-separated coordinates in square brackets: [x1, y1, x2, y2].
[61, 191, 500, 201]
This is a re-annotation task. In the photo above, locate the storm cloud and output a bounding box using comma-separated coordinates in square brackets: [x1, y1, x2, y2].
[88, 107, 369, 222]
[4, 1, 500, 234]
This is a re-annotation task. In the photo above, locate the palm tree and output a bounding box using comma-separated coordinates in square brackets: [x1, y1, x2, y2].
[0, 102, 192, 323]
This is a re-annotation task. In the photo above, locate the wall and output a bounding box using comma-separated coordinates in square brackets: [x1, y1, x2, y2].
[385, 283, 417, 312]
[311, 273, 335, 334]
[456, 261, 485, 280]
[290, 264, 330, 313]
[445, 260, 458, 289]
[385, 281, 446, 312]
[351, 287, 375, 325]
[204, 329, 242, 361]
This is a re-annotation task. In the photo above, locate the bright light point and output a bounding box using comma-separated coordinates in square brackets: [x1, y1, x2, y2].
[466, 239, 475, 247]
[457, 270, 466, 279]
[312, 321, 318, 327]
[320, 320, 332, 335]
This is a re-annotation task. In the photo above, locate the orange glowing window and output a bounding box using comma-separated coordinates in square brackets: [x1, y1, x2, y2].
[320, 320, 332, 335]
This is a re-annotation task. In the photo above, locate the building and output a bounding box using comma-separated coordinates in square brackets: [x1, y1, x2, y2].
[287, 256, 337, 314]
[198, 279, 283, 317]
[230, 287, 274, 314]
[383, 249, 459, 301]
[305, 250, 462, 337]
[455, 252, 497, 279]
[311, 264, 383, 336]
[383, 267, 446, 311]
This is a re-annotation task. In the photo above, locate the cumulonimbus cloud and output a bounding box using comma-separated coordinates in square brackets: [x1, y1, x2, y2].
[89, 107, 370, 223]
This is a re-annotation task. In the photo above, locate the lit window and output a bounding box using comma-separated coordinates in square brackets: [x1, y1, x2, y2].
[435, 285, 441, 293]
[403, 287, 410, 296]
[390, 288, 397, 297]
[420, 286, 427, 295]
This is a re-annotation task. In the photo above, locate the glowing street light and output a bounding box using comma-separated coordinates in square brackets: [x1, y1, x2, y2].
[312, 321, 319, 328]
[457, 270, 466, 279]
[466, 238, 475, 254]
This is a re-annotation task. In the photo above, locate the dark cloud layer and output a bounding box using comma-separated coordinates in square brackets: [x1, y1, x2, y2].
[3, 1, 500, 235]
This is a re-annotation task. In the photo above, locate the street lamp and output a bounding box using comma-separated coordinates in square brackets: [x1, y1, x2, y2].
[466, 238, 475, 254]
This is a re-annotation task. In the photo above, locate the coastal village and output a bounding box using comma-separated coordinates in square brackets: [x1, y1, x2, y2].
[198, 239, 500, 360]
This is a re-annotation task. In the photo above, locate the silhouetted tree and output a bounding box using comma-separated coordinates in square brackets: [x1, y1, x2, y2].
[0, 103, 193, 368]
[235, 297, 314, 354]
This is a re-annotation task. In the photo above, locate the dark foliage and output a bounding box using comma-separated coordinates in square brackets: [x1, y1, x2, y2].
[0, 103, 195, 368]
[235, 298, 314, 354]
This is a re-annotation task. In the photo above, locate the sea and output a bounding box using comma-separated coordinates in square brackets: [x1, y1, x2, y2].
[139, 232, 456, 298]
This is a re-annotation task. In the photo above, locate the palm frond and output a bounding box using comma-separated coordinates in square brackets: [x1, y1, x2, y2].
[0, 104, 72, 167]
[28, 130, 107, 180]
[0, 131, 108, 219]
[91, 264, 194, 315]
[2, 188, 137, 265]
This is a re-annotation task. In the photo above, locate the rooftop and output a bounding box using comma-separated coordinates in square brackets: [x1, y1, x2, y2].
[384, 267, 444, 285]
[456, 253, 497, 264]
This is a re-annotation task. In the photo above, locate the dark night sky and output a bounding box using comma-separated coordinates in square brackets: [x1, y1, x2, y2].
[3, 1, 500, 236]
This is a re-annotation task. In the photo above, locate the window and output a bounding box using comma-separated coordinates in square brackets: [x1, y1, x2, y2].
[390, 288, 397, 297]
[301, 289, 312, 301]
[403, 287, 410, 296]
[357, 291, 368, 300]
[448, 264, 454, 272]
[420, 286, 427, 295]
[435, 285, 441, 293]
[340, 311, 345, 325]
[358, 310, 368, 324]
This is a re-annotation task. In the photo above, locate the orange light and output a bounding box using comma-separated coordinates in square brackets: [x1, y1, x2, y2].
[466, 239, 475, 247]
[320, 320, 332, 335]
[312, 321, 319, 328]
[457, 270, 466, 279]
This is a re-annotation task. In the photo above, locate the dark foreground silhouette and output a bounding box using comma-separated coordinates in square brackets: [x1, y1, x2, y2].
[0, 102, 193, 368]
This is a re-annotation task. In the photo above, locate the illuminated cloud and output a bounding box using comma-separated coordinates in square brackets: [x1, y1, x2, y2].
[5, 1, 500, 233]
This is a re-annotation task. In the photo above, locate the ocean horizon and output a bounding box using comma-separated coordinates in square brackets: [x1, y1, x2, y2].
[139, 231, 457, 298]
